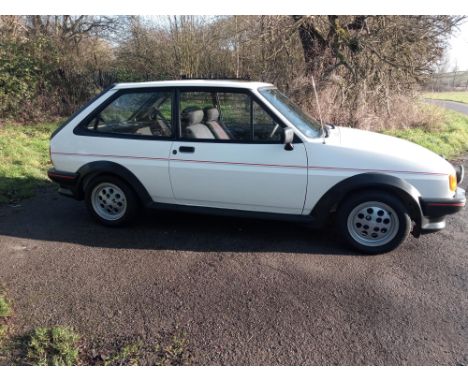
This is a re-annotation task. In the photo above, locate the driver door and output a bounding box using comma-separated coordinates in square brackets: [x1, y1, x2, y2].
[168, 89, 308, 214]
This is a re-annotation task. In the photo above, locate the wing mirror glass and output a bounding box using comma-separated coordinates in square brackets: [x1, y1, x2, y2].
[283, 127, 294, 151]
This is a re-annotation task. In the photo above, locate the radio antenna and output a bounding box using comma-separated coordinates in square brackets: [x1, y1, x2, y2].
[311, 75, 327, 141]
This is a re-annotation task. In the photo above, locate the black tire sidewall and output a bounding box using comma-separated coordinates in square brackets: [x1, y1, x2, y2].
[337, 191, 411, 254]
[84, 175, 138, 227]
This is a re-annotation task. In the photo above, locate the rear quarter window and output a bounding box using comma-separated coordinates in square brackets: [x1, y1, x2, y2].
[78, 90, 173, 138]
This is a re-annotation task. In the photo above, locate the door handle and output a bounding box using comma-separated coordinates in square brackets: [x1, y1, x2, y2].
[179, 146, 195, 153]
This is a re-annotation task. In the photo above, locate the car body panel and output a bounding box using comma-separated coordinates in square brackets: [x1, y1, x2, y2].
[51, 136, 176, 204]
[299, 127, 455, 214]
[168, 141, 308, 214]
[49, 80, 465, 235]
[113, 80, 273, 91]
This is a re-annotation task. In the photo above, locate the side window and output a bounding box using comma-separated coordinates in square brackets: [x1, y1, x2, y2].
[217, 92, 251, 141]
[253, 101, 282, 142]
[217, 92, 283, 142]
[85, 91, 173, 137]
[178, 90, 283, 142]
[179, 91, 216, 140]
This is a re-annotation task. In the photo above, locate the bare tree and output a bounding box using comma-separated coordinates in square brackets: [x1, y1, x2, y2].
[0, 14, 465, 127]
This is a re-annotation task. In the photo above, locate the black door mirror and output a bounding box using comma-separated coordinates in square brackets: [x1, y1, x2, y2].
[283, 127, 294, 151]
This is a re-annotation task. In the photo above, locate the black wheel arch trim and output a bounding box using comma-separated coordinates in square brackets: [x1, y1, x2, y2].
[310, 172, 423, 232]
[76, 161, 153, 206]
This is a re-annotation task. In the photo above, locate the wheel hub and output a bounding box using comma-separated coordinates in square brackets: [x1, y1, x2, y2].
[91, 183, 127, 221]
[347, 201, 399, 247]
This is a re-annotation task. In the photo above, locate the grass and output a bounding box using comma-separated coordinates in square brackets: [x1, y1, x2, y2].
[0, 293, 12, 363]
[0, 325, 7, 341]
[26, 326, 80, 366]
[0, 290, 191, 365]
[154, 333, 190, 366]
[424, 91, 468, 104]
[0, 323, 8, 363]
[0, 296, 11, 319]
[0, 290, 13, 352]
[10, 327, 189, 366]
[0, 295, 9, 349]
[0, 122, 57, 203]
[102, 333, 190, 366]
[384, 108, 468, 159]
[103, 342, 142, 366]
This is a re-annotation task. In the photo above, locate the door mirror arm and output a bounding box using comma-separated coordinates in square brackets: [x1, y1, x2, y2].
[283, 127, 294, 151]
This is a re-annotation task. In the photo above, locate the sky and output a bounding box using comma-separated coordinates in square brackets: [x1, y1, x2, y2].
[447, 19, 468, 71]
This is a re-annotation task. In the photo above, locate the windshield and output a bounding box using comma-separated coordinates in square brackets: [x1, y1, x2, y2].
[258, 87, 322, 138]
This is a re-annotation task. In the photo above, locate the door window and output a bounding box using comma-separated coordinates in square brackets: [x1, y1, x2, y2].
[252, 99, 282, 142]
[217, 92, 251, 141]
[179, 90, 283, 142]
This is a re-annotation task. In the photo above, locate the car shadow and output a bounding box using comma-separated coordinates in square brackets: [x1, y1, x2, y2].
[0, 176, 51, 204]
[0, 186, 361, 256]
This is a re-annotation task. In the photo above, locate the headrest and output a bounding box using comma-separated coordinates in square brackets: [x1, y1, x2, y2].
[182, 107, 204, 125]
[204, 107, 219, 122]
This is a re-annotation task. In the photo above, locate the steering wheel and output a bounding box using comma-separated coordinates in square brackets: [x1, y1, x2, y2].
[150, 108, 171, 126]
[269, 123, 280, 138]
[93, 115, 105, 130]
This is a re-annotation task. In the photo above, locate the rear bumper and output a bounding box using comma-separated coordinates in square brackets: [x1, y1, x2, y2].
[419, 187, 466, 234]
[47, 168, 81, 199]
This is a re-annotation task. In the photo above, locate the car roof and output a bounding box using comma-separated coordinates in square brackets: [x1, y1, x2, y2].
[112, 80, 275, 90]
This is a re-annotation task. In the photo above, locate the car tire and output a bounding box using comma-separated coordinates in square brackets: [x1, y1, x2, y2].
[84, 175, 139, 227]
[337, 190, 412, 254]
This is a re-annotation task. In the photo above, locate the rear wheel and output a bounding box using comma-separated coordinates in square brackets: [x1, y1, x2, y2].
[337, 191, 411, 254]
[85, 175, 138, 226]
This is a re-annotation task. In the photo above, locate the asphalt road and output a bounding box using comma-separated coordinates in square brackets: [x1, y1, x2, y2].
[425, 98, 468, 115]
[0, 159, 467, 365]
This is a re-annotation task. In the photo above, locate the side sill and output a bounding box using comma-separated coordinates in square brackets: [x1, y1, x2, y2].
[148, 202, 322, 227]
[58, 187, 75, 197]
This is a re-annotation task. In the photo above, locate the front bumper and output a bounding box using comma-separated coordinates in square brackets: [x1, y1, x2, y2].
[419, 186, 466, 234]
[47, 168, 81, 199]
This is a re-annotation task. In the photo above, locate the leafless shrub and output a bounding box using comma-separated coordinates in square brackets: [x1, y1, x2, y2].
[0, 15, 463, 129]
[290, 76, 444, 130]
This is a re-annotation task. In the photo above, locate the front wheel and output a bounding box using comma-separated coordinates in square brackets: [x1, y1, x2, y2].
[85, 175, 139, 227]
[337, 191, 412, 254]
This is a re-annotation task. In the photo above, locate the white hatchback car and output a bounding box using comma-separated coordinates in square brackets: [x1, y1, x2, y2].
[48, 80, 465, 254]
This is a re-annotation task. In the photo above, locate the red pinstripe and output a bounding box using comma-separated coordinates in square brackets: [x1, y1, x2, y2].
[51, 151, 448, 176]
[427, 202, 465, 207]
